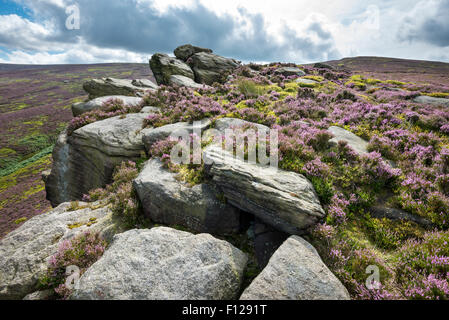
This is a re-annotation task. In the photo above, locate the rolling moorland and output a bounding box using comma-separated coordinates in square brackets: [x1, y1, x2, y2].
[1, 51, 449, 300]
[0, 63, 151, 238]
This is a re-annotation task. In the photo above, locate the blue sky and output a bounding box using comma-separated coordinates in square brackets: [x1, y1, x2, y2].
[0, 0, 448, 64]
[0, 0, 30, 18]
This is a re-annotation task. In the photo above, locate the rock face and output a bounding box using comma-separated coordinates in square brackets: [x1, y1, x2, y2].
[253, 220, 289, 268]
[174, 44, 213, 61]
[83, 78, 157, 99]
[45, 113, 149, 206]
[240, 236, 350, 300]
[133, 159, 241, 235]
[328, 126, 369, 155]
[149, 53, 195, 85]
[169, 74, 210, 89]
[189, 52, 240, 85]
[141, 118, 211, 151]
[413, 95, 449, 107]
[275, 67, 306, 77]
[0, 202, 120, 300]
[71, 227, 247, 300]
[72, 96, 143, 117]
[203, 145, 325, 235]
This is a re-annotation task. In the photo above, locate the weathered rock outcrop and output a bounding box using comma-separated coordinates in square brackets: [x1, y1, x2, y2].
[45, 113, 149, 206]
[0, 202, 121, 300]
[70, 227, 247, 300]
[203, 145, 325, 235]
[174, 44, 213, 61]
[83, 78, 157, 99]
[141, 118, 211, 151]
[169, 74, 211, 89]
[328, 126, 369, 155]
[413, 95, 449, 107]
[149, 53, 195, 85]
[275, 67, 306, 77]
[189, 52, 240, 85]
[72, 96, 143, 117]
[133, 159, 241, 234]
[240, 236, 350, 300]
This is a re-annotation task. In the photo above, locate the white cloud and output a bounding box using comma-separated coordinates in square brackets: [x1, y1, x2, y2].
[0, 0, 447, 64]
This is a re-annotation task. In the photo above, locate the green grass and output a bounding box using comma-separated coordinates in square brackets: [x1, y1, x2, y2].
[0, 145, 54, 178]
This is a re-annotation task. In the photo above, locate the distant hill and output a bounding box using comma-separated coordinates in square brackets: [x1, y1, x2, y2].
[324, 56, 449, 87]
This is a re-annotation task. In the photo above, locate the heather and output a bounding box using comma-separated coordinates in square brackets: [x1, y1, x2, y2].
[132, 60, 449, 299]
[82, 161, 147, 228]
[39, 231, 107, 299]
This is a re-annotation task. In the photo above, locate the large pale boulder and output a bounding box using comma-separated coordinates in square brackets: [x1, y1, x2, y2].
[133, 159, 241, 235]
[83, 78, 157, 99]
[141, 118, 211, 151]
[70, 227, 247, 300]
[149, 53, 194, 85]
[240, 236, 350, 300]
[189, 52, 240, 85]
[72, 96, 143, 117]
[45, 113, 150, 206]
[328, 126, 369, 155]
[0, 202, 121, 300]
[203, 145, 325, 235]
[174, 44, 213, 61]
[413, 95, 449, 107]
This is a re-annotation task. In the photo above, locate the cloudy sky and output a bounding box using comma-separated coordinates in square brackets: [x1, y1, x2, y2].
[0, 0, 448, 64]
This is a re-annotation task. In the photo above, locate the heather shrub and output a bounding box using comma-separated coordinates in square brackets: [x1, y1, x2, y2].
[67, 98, 143, 135]
[395, 230, 449, 299]
[39, 231, 107, 299]
[84, 161, 143, 228]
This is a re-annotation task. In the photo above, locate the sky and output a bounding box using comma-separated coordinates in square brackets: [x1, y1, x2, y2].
[0, 0, 448, 64]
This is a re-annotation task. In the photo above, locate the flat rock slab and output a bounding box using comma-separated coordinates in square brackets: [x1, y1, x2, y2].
[328, 126, 369, 155]
[214, 117, 270, 133]
[70, 227, 248, 300]
[72, 96, 143, 117]
[133, 158, 241, 235]
[169, 74, 211, 89]
[275, 67, 306, 77]
[83, 78, 157, 99]
[203, 145, 325, 235]
[240, 236, 350, 300]
[413, 95, 449, 107]
[142, 118, 211, 151]
[150, 53, 194, 85]
[0, 202, 119, 300]
[296, 78, 318, 85]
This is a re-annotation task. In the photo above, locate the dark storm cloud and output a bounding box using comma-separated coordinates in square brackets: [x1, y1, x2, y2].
[398, 0, 449, 47]
[7, 0, 340, 62]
